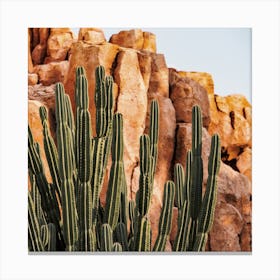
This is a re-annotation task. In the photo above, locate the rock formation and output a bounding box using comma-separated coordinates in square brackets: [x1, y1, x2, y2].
[28, 28, 252, 251]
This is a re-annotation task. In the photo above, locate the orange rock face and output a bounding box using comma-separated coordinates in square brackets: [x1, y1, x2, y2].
[110, 29, 156, 53]
[169, 68, 210, 127]
[210, 94, 252, 147]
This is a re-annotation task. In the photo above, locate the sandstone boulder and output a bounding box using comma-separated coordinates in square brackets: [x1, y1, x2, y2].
[33, 61, 69, 86]
[78, 28, 106, 44]
[44, 28, 75, 63]
[174, 123, 251, 251]
[113, 49, 148, 200]
[169, 68, 210, 127]
[110, 29, 156, 53]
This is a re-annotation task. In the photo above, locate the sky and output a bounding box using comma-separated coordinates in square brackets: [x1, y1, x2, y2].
[73, 28, 251, 102]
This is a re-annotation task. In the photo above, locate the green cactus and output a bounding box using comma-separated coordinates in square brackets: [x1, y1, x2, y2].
[28, 192, 44, 251]
[100, 223, 113, 251]
[92, 66, 114, 226]
[149, 100, 159, 176]
[28, 126, 62, 248]
[193, 134, 221, 251]
[153, 181, 175, 251]
[55, 83, 78, 251]
[114, 222, 129, 251]
[173, 105, 221, 252]
[104, 113, 124, 230]
[138, 134, 152, 217]
[41, 223, 57, 251]
[174, 164, 185, 210]
[134, 217, 151, 252]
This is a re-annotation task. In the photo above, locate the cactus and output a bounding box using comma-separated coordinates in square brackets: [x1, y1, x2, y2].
[193, 134, 221, 251]
[91, 66, 114, 226]
[28, 64, 220, 253]
[173, 105, 221, 251]
[153, 181, 175, 251]
[41, 223, 57, 251]
[28, 192, 44, 251]
[114, 222, 129, 251]
[138, 134, 152, 217]
[100, 224, 113, 251]
[39, 106, 62, 201]
[104, 113, 124, 230]
[55, 83, 79, 251]
[149, 100, 159, 176]
[174, 164, 185, 210]
[74, 73, 95, 251]
[28, 126, 63, 248]
[134, 217, 151, 251]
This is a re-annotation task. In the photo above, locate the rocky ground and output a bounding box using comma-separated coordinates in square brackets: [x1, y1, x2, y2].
[28, 28, 252, 251]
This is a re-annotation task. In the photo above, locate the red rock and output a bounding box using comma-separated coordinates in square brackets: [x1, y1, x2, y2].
[169, 68, 210, 127]
[44, 28, 75, 63]
[149, 54, 169, 97]
[110, 29, 156, 52]
[28, 73, 38, 85]
[113, 49, 148, 201]
[31, 28, 50, 65]
[33, 61, 69, 86]
[78, 28, 106, 44]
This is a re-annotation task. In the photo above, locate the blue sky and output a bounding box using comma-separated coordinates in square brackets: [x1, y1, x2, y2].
[73, 28, 251, 102]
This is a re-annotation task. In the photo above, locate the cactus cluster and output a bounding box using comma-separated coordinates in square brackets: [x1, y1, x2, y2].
[28, 65, 221, 252]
